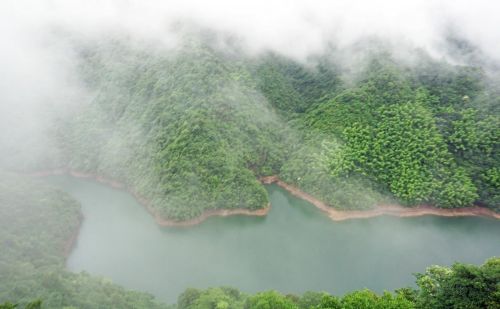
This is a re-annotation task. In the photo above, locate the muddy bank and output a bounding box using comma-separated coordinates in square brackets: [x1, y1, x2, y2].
[260, 175, 500, 220]
[31, 169, 270, 227]
[33, 170, 499, 227]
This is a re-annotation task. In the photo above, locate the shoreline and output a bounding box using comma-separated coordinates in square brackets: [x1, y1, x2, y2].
[260, 175, 500, 221]
[30, 170, 498, 263]
[63, 213, 83, 258]
[30, 168, 270, 227]
[31, 169, 500, 228]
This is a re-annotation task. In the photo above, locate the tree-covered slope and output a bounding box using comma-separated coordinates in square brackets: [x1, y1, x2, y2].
[297, 54, 499, 210]
[56, 39, 294, 220]
[0, 173, 169, 309]
[50, 35, 499, 219]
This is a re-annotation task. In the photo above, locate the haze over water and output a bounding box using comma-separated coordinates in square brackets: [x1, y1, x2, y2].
[47, 176, 500, 303]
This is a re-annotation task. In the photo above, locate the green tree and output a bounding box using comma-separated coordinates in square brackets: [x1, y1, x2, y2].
[416, 258, 500, 308]
[244, 291, 298, 309]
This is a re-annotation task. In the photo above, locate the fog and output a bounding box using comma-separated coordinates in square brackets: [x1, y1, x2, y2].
[1, 0, 499, 169]
[4, 0, 500, 58]
[1, 2, 499, 304]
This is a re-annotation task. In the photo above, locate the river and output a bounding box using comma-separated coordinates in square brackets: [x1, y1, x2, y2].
[46, 175, 500, 303]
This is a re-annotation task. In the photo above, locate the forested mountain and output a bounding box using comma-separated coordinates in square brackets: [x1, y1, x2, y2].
[46, 33, 498, 221]
[2, 2, 499, 308]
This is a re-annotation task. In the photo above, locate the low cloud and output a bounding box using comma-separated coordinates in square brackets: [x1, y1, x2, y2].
[1, 0, 499, 169]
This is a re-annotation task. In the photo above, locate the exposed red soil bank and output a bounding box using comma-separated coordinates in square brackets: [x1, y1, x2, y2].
[260, 175, 500, 221]
[32, 169, 499, 227]
[30, 169, 269, 227]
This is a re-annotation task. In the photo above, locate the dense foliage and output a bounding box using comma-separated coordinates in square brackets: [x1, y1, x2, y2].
[53, 39, 294, 221]
[45, 34, 499, 220]
[297, 56, 498, 208]
[415, 258, 500, 308]
[173, 257, 499, 309]
[278, 52, 498, 210]
[2, 29, 499, 309]
[0, 173, 169, 309]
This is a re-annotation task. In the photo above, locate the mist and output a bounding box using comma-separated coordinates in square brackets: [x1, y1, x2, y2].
[0, 0, 495, 172]
[1, 1, 500, 307]
[4, 0, 500, 57]
[0, 0, 497, 195]
[0, 2, 496, 165]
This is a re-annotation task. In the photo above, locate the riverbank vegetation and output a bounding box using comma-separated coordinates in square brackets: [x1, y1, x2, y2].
[0, 173, 170, 309]
[41, 32, 499, 221]
[175, 257, 500, 309]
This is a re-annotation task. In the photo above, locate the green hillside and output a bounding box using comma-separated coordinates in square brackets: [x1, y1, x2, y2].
[50, 35, 499, 220]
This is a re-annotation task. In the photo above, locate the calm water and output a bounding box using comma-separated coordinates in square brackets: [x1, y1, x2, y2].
[47, 176, 500, 303]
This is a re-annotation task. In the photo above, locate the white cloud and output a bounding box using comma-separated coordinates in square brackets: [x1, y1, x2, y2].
[2, 0, 499, 59]
[0, 0, 498, 168]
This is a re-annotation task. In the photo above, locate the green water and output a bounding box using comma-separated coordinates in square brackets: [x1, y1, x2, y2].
[47, 176, 500, 303]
